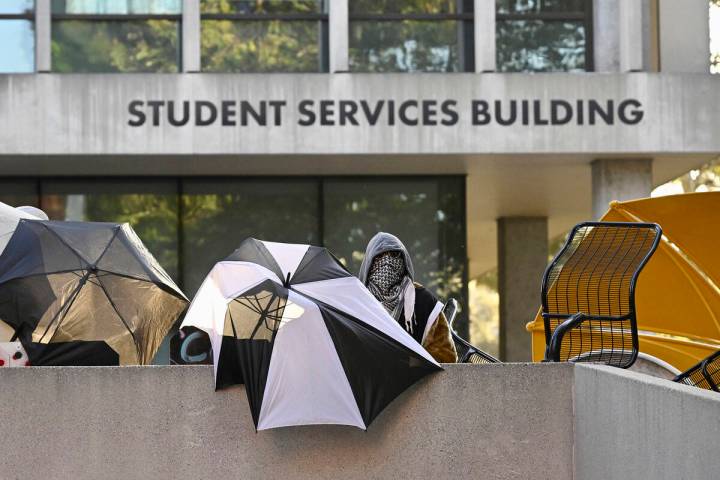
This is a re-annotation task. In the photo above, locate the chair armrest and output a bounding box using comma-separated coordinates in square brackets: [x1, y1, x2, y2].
[545, 313, 637, 368]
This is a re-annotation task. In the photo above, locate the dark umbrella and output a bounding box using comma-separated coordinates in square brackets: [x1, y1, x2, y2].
[0, 220, 188, 365]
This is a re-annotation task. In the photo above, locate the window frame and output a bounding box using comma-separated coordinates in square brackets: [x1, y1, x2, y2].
[495, 1, 595, 72]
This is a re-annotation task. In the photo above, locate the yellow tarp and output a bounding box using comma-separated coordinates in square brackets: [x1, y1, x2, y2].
[528, 192, 720, 370]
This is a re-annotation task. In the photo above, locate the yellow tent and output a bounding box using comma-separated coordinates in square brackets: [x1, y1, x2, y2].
[527, 192, 720, 371]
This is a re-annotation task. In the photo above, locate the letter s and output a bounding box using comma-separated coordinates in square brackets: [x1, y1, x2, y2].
[128, 100, 146, 127]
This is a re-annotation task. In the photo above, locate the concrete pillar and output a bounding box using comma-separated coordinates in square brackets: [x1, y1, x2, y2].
[594, 0, 653, 72]
[497, 217, 548, 362]
[591, 158, 653, 219]
[658, 0, 711, 72]
[34, 0, 51, 72]
[474, 0, 496, 72]
[182, 0, 201, 72]
[329, 0, 349, 72]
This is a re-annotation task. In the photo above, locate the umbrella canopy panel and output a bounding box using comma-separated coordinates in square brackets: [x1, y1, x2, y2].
[0, 220, 187, 365]
[183, 238, 441, 430]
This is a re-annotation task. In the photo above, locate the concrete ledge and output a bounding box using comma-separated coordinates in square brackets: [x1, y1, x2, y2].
[0, 364, 574, 480]
[575, 364, 720, 480]
[2, 363, 718, 479]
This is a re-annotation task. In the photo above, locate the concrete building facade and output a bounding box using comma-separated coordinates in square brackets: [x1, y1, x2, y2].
[0, 0, 716, 361]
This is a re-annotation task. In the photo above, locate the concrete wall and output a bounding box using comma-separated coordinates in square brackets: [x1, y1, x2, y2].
[0, 364, 575, 480]
[0, 73, 718, 156]
[658, 0, 711, 73]
[1, 363, 718, 479]
[575, 365, 720, 479]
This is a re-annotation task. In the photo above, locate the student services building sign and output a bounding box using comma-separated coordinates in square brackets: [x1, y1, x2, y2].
[0, 73, 718, 155]
[127, 98, 645, 128]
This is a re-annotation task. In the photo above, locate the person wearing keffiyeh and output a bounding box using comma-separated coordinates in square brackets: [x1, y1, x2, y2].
[358, 232, 457, 363]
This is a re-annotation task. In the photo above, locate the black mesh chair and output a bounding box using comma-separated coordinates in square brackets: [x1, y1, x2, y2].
[445, 298, 499, 364]
[542, 222, 662, 368]
[673, 350, 720, 392]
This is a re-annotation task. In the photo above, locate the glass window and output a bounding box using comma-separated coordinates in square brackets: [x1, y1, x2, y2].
[349, 0, 474, 72]
[0, 180, 38, 208]
[496, 0, 591, 72]
[51, 0, 181, 72]
[323, 177, 466, 309]
[39, 180, 180, 280]
[181, 179, 320, 295]
[0, 1, 34, 73]
[201, 0, 329, 72]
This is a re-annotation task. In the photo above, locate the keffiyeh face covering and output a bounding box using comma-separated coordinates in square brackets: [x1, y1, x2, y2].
[367, 251, 416, 333]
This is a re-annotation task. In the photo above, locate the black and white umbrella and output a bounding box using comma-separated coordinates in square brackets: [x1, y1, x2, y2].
[181, 238, 441, 430]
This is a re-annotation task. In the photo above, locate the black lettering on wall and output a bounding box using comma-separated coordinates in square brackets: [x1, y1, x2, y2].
[440, 100, 458, 126]
[399, 100, 418, 126]
[339, 100, 359, 126]
[128, 100, 146, 127]
[589, 100, 614, 125]
[320, 100, 335, 126]
[471, 100, 490, 125]
[241, 101, 266, 126]
[361, 100, 384, 125]
[551, 100, 572, 125]
[168, 101, 190, 126]
[195, 101, 217, 126]
[422, 100, 437, 126]
[221, 100, 236, 126]
[147, 100, 164, 127]
[298, 100, 316, 126]
[268, 101, 286, 126]
[495, 100, 516, 126]
[618, 99, 644, 125]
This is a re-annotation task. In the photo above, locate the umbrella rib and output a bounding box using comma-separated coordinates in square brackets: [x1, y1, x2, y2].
[96, 275, 140, 350]
[93, 226, 122, 267]
[95, 269, 185, 299]
[37, 222, 91, 267]
[38, 271, 89, 343]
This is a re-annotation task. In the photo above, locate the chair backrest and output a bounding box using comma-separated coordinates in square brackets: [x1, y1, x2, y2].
[541, 222, 662, 367]
[674, 350, 720, 392]
[444, 298, 499, 364]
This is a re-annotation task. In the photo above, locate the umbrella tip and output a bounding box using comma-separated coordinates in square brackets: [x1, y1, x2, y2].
[283, 272, 291, 288]
[609, 200, 620, 209]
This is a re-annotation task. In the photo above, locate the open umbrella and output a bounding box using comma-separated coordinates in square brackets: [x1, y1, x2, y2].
[181, 238, 441, 430]
[0, 219, 188, 365]
[0, 202, 44, 256]
[0, 203, 47, 341]
[528, 192, 720, 371]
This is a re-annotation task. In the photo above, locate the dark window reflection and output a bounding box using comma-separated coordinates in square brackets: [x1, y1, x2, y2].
[201, 19, 326, 72]
[181, 179, 320, 294]
[201, 0, 324, 14]
[349, 1, 473, 72]
[323, 178, 466, 307]
[496, 0, 586, 14]
[495, 0, 591, 72]
[52, 20, 180, 73]
[0, 180, 38, 208]
[350, 20, 469, 73]
[39, 181, 180, 280]
[200, 0, 328, 72]
[497, 20, 586, 72]
[350, 0, 472, 15]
